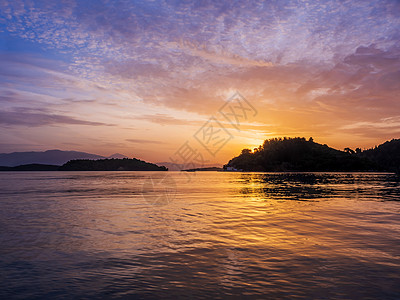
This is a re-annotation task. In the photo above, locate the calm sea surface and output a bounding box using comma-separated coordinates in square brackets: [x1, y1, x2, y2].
[0, 171, 399, 299]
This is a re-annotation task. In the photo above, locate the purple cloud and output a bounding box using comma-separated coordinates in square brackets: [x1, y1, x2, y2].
[0, 109, 112, 127]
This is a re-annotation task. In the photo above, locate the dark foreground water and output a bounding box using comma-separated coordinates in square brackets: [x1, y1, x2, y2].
[0, 172, 399, 299]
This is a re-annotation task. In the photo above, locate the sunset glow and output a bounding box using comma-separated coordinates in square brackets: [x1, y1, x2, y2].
[1, 1, 399, 164]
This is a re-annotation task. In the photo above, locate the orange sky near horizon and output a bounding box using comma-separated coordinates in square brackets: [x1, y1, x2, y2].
[0, 1, 399, 165]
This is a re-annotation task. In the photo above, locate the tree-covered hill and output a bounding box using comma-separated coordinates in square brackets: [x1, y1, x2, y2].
[59, 158, 167, 171]
[358, 139, 400, 173]
[224, 137, 375, 172]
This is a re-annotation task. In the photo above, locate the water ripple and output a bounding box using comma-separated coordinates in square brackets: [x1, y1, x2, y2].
[0, 172, 399, 299]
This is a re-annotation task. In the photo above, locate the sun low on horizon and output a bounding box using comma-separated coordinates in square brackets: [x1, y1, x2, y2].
[0, 0, 399, 165]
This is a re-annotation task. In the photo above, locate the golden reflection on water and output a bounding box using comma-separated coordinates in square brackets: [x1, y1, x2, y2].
[45, 171, 399, 260]
[0, 171, 399, 298]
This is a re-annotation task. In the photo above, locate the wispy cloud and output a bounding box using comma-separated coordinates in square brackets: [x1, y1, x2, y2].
[136, 114, 193, 126]
[0, 109, 112, 127]
[126, 138, 165, 145]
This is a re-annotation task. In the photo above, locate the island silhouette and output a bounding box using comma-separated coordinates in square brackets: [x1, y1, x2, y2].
[0, 138, 399, 173]
[224, 137, 400, 173]
[0, 158, 167, 171]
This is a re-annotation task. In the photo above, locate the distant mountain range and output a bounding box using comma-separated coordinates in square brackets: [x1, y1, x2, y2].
[0, 150, 128, 167]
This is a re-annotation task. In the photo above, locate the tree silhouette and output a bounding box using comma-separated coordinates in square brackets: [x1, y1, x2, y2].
[224, 137, 373, 172]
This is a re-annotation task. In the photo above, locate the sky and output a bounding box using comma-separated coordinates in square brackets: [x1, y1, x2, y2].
[0, 0, 399, 165]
